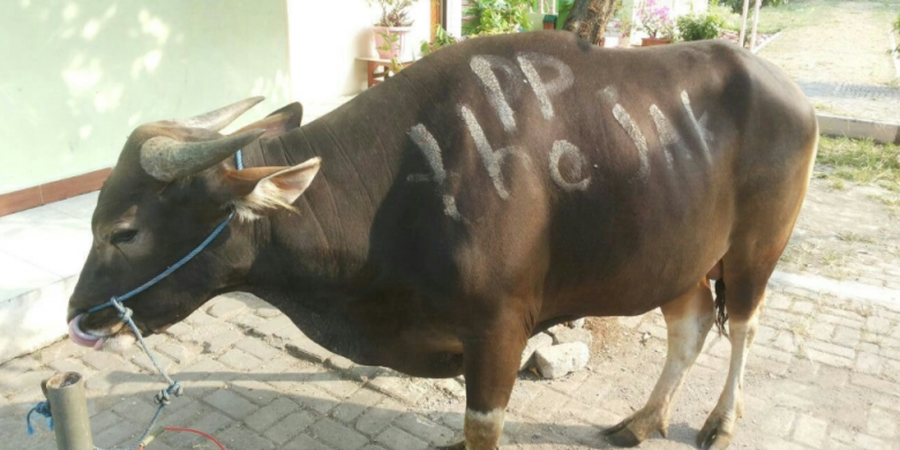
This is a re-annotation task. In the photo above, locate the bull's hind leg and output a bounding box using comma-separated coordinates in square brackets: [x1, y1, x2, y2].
[605, 280, 715, 447]
[696, 274, 767, 450]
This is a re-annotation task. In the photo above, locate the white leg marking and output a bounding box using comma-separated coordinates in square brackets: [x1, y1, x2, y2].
[407, 124, 464, 221]
[549, 140, 591, 192]
[460, 105, 518, 199]
[465, 408, 505, 450]
[516, 52, 575, 120]
[470, 55, 520, 133]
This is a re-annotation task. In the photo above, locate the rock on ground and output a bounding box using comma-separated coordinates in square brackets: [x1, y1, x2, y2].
[519, 333, 553, 371]
[534, 342, 590, 379]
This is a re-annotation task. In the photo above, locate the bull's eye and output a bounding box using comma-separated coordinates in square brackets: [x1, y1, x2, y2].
[111, 229, 138, 245]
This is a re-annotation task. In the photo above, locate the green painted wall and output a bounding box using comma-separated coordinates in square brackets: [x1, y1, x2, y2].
[0, 0, 292, 194]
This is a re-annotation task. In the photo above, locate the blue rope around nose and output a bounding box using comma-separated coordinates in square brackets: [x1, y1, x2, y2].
[26, 150, 244, 449]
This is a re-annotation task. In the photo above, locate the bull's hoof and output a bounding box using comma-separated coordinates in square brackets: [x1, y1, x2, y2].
[436, 439, 466, 450]
[696, 416, 735, 450]
[602, 409, 669, 448]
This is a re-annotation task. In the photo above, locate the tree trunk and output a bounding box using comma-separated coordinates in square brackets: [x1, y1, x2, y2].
[562, 0, 618, 45]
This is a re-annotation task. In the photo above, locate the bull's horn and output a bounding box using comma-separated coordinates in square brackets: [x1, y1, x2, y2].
[140, 129, 265, 181]
[175, 96, 265, 131]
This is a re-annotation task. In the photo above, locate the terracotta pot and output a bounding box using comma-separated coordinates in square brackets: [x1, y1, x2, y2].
[373, 26, 412, 59]
[642, 37, 673, 47]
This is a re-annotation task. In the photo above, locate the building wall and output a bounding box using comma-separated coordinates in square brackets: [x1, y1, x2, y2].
[286, 0, 432, 102]
[0, 0, 293, 195]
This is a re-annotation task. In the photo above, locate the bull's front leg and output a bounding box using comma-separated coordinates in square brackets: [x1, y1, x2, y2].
[440, 315, 530, 450]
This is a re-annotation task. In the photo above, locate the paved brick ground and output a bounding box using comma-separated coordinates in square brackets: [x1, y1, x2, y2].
[1, 276, 899, 450]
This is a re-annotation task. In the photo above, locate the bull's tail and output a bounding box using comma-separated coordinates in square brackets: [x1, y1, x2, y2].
[714, 278, 728, 336]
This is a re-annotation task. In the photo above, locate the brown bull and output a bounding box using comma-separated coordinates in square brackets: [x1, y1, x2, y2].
[67, 32, 818, 449]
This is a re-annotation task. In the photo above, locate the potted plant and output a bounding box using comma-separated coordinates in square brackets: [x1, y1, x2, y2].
[462, 0, 531, 36]
[368, 0, 418, 59]
[420, 25, 458, 56]
[636, 0, 675, 46]
[613, 16, 634, 47]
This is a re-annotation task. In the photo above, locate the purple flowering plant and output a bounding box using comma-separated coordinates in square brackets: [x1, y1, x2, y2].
[636, 0, 675, 39]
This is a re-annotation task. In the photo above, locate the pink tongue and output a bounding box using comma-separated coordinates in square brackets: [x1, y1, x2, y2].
[68, 314, 103, 349]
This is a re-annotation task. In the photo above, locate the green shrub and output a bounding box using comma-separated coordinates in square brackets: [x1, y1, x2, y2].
[718, 0, 788, 14]
[420, 25, 458, 56]
[462, 0, 532, 36]
[677, 12, 724, 41]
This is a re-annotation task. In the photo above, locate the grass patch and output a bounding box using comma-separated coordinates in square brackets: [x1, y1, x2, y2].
[718, 0, 897, 35]
[816, 136, 900, 191]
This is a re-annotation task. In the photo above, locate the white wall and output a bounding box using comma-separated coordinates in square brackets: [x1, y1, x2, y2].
[286, 0, 431, 102]
[0, 0, 292, 194]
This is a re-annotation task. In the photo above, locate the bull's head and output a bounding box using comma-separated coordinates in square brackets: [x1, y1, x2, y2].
[66, 97, 320, 350]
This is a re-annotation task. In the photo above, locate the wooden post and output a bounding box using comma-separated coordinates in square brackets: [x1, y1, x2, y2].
[750, 0, 763, 52]
[738, 0, 751, 48]
[43, 372, 93, 450]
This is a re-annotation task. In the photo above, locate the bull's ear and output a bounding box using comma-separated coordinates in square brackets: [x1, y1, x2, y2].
[232, 102, 304, 140]
[224, 157, 321, 220]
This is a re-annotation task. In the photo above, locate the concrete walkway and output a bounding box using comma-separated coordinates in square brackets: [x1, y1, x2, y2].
[758, 1, 900, 123]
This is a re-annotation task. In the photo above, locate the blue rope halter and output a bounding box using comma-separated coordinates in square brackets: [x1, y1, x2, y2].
[27, 150, 245, 450]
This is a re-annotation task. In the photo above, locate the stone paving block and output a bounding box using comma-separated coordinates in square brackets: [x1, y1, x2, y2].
[230, 378, 280, 405]
[89, 409, 121, 435]
[866, 407, 897, 439]
[855, 351, 882, 374]
[203, 388, 259, 419]
[851, 373, 899, 397]
[367, 373, 427, 404]
[356, 397, 404, 436]
[155, 342, 196, 365]
[806, 348, 854, 368]
[202, 328, 244, 354]
[216, 423, 276, 450]
[818, 313, 863, 329]
[112, 398, 161, 426]
[235, 337, 282, 361]
[393, 412, 456, 445]
[325, 354, 355, 372]
[866, 315, 891, 335]
[375, 426, 429, 450]
[130, 350, 175, 374]
[92, 418, 142, 448]
[291, 382, 340, 415]
[806, 339, 856, 359]
[793, 414, 828, 448]
[284, 433, 337, 450]
[165, 410, 233, 448]
[185, 310, 217, 326]
[311, 375, 362, 400]
[245, 397, 301, 432]
[762, 406, 797, 438]
[218, 348, 263, 371]
[0, 368, 50, 395]
[791, 300, 816, 315]
[207, 297, 248, 319]
[46, 357, 90, 376]
[312, 417, 369, 450]
[226, 311, 267, 330]
[332, 387, 387, 424]
[82, 351, 128, 372]
[163, 321, 193, 339]
[830, 426, 893, 450]
[286, 335, 332, 364]
[254, 315, 295, 337]
[265, 410, 319, 444]
[520, 384, 571, 421]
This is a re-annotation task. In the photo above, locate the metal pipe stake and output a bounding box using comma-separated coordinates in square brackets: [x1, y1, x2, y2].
[43, 372, 93, 450]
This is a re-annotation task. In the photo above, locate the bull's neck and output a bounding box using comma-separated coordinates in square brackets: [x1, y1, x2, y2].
[235, 112, 402, 362]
